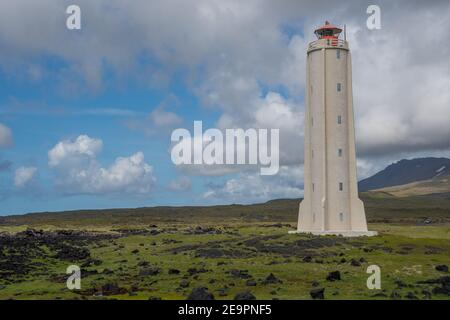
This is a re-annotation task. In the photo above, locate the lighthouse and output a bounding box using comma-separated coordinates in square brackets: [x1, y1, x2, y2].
[293, 22, 376, 236]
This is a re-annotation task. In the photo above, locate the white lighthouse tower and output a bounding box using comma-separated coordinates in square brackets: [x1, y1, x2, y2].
[294, 22, 376, 236]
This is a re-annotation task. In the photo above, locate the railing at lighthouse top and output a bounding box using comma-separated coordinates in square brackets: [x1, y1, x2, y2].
[308, 38, 347, 51]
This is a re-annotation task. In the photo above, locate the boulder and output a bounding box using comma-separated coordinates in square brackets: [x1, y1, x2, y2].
[186, 287, 215, 300]
[262, 273, 282, 284]
[310, 288, 325, 300]
[326, 271, 341, 281]
[435, 265, 448, 272]
[234, 291, 256, 300]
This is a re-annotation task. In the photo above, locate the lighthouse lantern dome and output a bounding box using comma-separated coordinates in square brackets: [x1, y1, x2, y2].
[314, 21, 342, 39]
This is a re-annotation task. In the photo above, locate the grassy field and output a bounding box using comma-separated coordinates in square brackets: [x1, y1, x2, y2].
[0, 192, 449, 300]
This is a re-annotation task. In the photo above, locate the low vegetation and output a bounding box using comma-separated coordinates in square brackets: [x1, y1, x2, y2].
[0, 192, 449, 300]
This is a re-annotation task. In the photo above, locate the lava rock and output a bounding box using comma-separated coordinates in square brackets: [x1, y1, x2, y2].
[234, 291, 256, 300]
[139, 267, 160, 276]
[179, 279, 190, 288]
[55, 245, 90, 261]
[100, 283, 127, 296]
[310, 288, 325, 300]
[187, 267, 208, 276]
[350, 259, 361, 267]
[435, 265, 448, 272]
[168, 268, 181, 275]
[406, 292, 418, 299]
[390, 290, 401, 300]
[326, 271, 341, 281]
[262, 273, 282, 284]
[186, 287, 215, 300]
[246, 280, 257, 286]
[229, 269, 251, 279]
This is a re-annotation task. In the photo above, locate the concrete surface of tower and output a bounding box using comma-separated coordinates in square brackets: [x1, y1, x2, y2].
[293, 22, 376, 237]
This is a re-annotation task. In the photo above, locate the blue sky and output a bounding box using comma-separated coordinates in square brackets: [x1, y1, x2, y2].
[1, 1, 450, 215]
[0, 59, 225, 214]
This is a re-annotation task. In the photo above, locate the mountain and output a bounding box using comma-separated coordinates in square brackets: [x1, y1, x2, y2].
[358, 157, 450, 193]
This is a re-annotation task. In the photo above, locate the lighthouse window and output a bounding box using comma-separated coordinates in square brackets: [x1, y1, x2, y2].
[336, 49, 340, 59]
[311, 117, 314, 126]
[338, 148, 343, 157]
[312, 149, 314, 158]
[339, 212, 344, 222]
[339, 182, 343, 191]
[337, 83, 342, 92]
[337, 115, 342, 124]
[312, 183, 315, 192]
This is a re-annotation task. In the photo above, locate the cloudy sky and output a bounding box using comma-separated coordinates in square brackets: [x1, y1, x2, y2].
[1, 0, 450, 215]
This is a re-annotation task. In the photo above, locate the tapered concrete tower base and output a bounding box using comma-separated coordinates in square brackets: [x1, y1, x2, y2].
[292, 22, 376, 237]
[288, 230, 377, 237]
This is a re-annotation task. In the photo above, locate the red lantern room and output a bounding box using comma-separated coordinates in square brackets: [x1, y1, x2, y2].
[314, 21, 342, 39]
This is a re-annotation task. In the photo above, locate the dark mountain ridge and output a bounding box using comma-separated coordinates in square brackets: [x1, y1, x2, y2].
[358, 157, 450, 191]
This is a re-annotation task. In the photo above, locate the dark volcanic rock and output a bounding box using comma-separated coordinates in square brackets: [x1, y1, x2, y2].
[422, 289, 432, 299]
[234, 291, 256, 300]
[0, 229, 117, 280]
[432, 286, 450, 296]
[55, 245, 90, 261]
[179, 279, 190, 288]
[350, 259, 361, 267]
[262, 273, 282, 284]
[187, 267, 208, 276]
[371, 292, 388, 298]
[435, 265, 448, 272]
[168, 268, 181, 275]
[395, 280, 408, 288]
[81, 258, 102, 267]
[186, 287, 215, 300]
[229, 269, 251, 279]
[426, 276, 450, 295]
[405, 292, 418, 300]
[390, 290, 401, 299]
[326, 271, 341, 281]
[246, 280, 257, 286]
[139, 267, 161, 276]
[100, 283, 127, 296]
[310, 288, 325, 300]
[195, 248, 248, 259]
[217, 288, 228, 297]
[185, 226, 223, 235]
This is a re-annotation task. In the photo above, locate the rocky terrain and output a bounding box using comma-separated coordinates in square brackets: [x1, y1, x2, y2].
[0, 219, 449, 300]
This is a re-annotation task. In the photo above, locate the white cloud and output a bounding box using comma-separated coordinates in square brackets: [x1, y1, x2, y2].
[168, 176, 192, 192]
[2, 1, 449, 161]
[149, 108, 182, 129]
[48, 135, 103, 167]
[0, 123, 13, 148]
[217, 91, 304, 166]
[2, 0, 450, 202]
[126, 96, 183, 135]
[203, 165, 303, 202]
[14, 166, 37, 188]
[48, 135, 155, 195]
